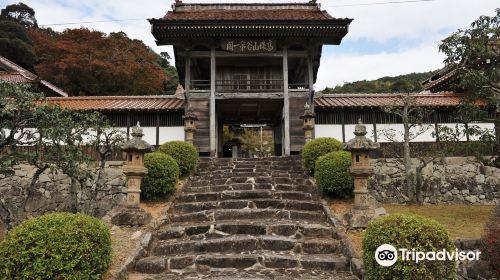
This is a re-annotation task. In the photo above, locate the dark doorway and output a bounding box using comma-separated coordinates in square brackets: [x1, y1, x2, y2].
[217, 100, 283, 158]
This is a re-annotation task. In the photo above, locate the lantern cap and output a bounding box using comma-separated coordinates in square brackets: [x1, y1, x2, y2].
[343, 119, 380, 151]
[300, 102, 316, 119]
[183, 104, 198, 120]
[121, 122, 154, 152]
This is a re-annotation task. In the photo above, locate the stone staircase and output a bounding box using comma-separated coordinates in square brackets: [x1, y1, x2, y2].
[130, 156, 358, 280]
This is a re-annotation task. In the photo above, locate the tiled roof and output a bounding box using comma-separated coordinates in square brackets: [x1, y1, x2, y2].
[0, 72, 32, 83]
[161, 3, 336, 22]
[151, 3, 352, 45]
[0, 56, 68, 97]
[45, 96, 185, 111]
[163, 9, 333, 21]
[422, 67, 457, 92]
[314, 92, 479, 108]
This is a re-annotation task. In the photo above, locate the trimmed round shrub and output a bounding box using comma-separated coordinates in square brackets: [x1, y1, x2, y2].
[143, 152, 180, 200]
[0, 212, 111, 280]
[314, 151, 353, 197]
[363, 214, 456, 280]
[481, 204, 500, 277]
[301, 137, 342, 174]
[158, 141, 198, 177]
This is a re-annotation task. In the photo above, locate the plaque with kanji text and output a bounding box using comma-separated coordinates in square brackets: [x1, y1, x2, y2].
[221, 39, 276, 53]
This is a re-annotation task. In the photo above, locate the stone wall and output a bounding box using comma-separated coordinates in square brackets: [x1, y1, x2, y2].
[371, 157, 500, 204]
[0, 161, 126, 229]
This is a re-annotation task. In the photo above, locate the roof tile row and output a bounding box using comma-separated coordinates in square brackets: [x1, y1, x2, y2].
[163, 9, 333, 21]
[45, 96, 185, 111]
[314, 92, 477, 108]
[44, 92, 470, 112]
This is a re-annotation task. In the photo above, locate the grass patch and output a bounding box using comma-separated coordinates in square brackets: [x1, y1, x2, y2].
[328, 199, 494, 257]
[347, 230, 364, 257]
[384, 204, 495, 239]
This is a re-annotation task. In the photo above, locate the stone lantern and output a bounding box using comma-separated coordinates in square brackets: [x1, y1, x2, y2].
[342, 119, 385, 228]
[121, 123, 154, 206]
[184, 105, 197, 144]
[300, 102, 316, 143]
[110, 122, 153, 226]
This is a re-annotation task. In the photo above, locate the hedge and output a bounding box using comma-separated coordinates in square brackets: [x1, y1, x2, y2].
[314, 151, 353, 197]
[142, 152, 179, 200]
[363, 214, 456, 280]
[158, 141, 198, 177]
[0, 212, 111, 280]
[301, 137, 342, 174]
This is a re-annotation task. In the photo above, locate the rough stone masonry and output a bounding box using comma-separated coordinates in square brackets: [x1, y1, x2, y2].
[0, 161, 127, 229]
[371, 157, 500, 204]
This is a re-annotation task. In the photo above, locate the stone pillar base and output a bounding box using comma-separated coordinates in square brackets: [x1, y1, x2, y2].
[344, 206, 387, 229]
[110, 205, 152, 227]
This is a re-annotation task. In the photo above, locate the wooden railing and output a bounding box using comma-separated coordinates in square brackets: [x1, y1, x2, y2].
[190, 80, 309, 92]
[217, 79, 283, 92]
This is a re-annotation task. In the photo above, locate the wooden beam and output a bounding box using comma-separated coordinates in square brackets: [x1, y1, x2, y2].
[177, 50, 308, 58]
[283, 47, 290, 156]
[210, 47, 216, 156]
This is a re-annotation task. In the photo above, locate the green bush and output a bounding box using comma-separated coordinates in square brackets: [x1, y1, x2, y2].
[363, 214, 456, 280]
[143, 152, 180, 199]
[158, 141, 198, 177]
[314, 151, 353, 197]
[0, 212, 111, 280]
[301, 137, 342, 174]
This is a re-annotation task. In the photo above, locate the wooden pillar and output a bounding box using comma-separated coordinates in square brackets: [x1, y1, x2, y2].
[185, 53, 191, 100]
[210, 48, 216, 156]
[341, 109, 346, 143]
[307, 53, 315, 140]
[307, 53, 314, 105]
[372, 109, 378, 142]
[185, 52, 194, 147]
[283, 47, 290, 156]
[156, 112, 160, 146]
[126, 111, 131, 140]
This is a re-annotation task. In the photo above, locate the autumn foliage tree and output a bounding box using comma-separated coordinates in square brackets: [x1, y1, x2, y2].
[28, 28, 171, 96]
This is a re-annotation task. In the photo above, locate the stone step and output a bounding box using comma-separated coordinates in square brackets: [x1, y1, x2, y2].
[176, 190, 314, 203]
[195, 168, 306, 176]
[151, 235, 340, 256]
[156, 221, 336, 241]
[169, 209, 327, 224]
[187, 178, 313, 188]
[132, 156, 357, 280]
[182, 182, 276, 193]
[136, 253, 348, 274]
[128, 271, 359, 280]
[192, 172, 309, 179]
[173, 198, 324, 214]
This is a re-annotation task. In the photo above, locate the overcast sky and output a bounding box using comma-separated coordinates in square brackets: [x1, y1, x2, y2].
[2, 0, 498, 89]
